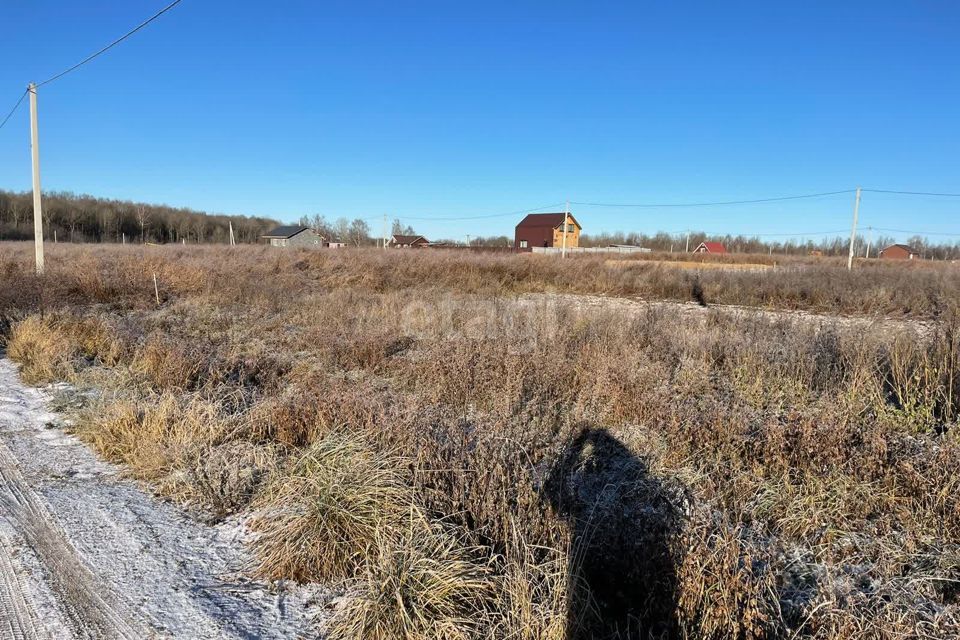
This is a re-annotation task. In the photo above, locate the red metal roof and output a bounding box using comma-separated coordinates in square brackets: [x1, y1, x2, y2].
[697, 242, 727, 253]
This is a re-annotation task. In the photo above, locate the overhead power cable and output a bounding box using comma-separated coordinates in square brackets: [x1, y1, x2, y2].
[872, 227, 960, 237]
[0, 89, 28, 131]
[570, 189, 855, 208]
[397, 202, 566, 222]
[661, 228, 850, 238]
[862, 188, 960, 198]
[36, 0, 184, 88]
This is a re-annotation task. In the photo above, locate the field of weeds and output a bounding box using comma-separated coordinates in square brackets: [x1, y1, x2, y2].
[2, 242, 960, 639]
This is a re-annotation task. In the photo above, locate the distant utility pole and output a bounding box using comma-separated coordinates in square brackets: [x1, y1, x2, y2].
[382, 214, 388, 249]
[29, 83, 44, 274]
[228, 221, 236, 246]
[846, 186, 862, 271]
[865, 226, 873, 259]
[685, 230, 690, 253]
[561, 201, 569, 258]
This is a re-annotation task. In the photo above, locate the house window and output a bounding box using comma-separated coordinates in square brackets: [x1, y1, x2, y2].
[520, 240, 528, 248]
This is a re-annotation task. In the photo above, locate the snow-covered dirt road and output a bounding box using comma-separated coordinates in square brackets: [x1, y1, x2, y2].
[0, 358, 324, 639]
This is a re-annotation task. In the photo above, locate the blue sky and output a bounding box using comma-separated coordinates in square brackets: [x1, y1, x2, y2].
[1, 1, 958, 242]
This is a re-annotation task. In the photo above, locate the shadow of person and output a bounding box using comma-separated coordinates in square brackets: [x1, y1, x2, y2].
[543, 427, 683, 639]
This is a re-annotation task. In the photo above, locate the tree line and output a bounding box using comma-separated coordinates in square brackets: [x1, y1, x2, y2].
[0, 190, 279, 244]
[3, 190, 955, 258]
[576, 230, 960, 260]
[296, 214, 421, 246]
[460, 229, 960, 259]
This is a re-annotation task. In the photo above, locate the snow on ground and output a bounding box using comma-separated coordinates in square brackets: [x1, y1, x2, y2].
[0, 358, 328, 639]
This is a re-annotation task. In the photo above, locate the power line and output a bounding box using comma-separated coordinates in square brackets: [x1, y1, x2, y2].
[397, 202, 566, 222]
[0, 89, 28, 131]
[862, 188, 960, 198]
[660, 228, 850, 238]
[36, 0, 184, 88]
[872, 227, 960, 237]
[570, 189, 855, 208]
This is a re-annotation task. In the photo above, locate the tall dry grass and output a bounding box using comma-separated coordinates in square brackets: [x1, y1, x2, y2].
[2, 242, 959, 638]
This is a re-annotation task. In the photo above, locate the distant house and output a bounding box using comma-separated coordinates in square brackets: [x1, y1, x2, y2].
[261, 225, 324, 247]
[693, 241, 727, 254]
[514, 213, 581, 249]
[879, 244, 919, 260]
[391, 234, 429, 248]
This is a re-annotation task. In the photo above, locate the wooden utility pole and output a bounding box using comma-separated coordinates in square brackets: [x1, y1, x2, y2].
[865, 226, 873, 259]
[846, 186, 862, 271]
[29, 83, 44, 274]
[561, 201, 569, 258]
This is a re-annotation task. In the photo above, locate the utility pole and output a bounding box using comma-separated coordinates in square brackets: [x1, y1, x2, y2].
[846, 186, 862, 271]
[228, 221, 236, 246]
[865, 226, 872, 259]
[382, 214, 388, 249]
[29, 83, 44, 275]
[561, 201, 569, 258]
[685, 229, 690, 253]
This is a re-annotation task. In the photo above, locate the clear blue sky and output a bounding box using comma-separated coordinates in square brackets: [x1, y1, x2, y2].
[1, 1, 958, 242]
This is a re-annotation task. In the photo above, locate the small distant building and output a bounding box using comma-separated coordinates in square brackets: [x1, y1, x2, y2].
[391, 234, 430, 248]
[693, 241, 727, 254]
[262, 225, 324, 247]
[326, 241, 347, 249]
[879, 244, 919, 260]
[514, 213, 581, 249]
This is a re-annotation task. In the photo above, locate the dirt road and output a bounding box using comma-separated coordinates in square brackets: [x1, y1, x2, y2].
[0, 359, 324, 639]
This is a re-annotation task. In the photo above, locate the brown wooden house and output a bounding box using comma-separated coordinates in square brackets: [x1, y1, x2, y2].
[514, 213, 581, 250]
[391, 234, 429, 248]
[879, 244, 919, 260]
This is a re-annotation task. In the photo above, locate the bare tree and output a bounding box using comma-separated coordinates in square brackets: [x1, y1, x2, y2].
[349, 219, 370, 247]
[136, 205, 151, 243]
[334, 217, 351, 243]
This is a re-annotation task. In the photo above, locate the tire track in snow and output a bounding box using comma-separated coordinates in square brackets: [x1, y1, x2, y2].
[0, 531, 48, 640]
[0, 443, 148, 639]
[0, 358, 326, 638]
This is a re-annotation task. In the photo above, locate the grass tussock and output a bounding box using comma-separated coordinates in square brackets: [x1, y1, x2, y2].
[3, 243, 960, 638]
[6, 314, 124, 384]
[329, 520, 494, 640]
[251, 434, 410, 582]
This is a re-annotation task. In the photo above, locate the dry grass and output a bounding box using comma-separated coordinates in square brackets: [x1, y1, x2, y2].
[605, 258, 773, 272]
[251, 434, 411, 582]
[329, 520, 494, 640]
[3, 242, 960, 638]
